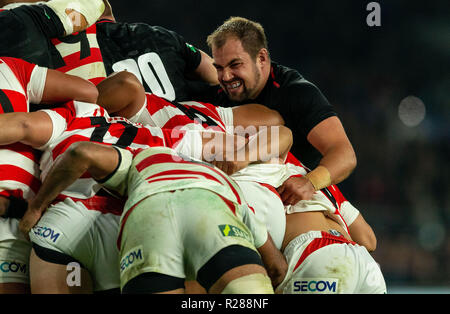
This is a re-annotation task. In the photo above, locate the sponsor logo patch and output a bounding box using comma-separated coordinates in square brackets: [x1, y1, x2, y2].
[292, 278, 339, 293]
[120, 245, 144, 274]
[32, 225, 61, 243]
[0, 261, 27, 274]
[218, 224, 251, 242]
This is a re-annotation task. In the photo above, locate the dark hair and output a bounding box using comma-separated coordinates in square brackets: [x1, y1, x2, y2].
[207, 17, 268, 60]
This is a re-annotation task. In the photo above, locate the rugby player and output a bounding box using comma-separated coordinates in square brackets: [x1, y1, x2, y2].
[0, 56, 98, 294]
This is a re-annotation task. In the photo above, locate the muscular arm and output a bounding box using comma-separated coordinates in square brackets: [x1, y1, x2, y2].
[41, 69, 98, 104]
[307, 116, 357, 186]
[257, 234, 287, 288]
[232, 104, 284, 134]
[348, 214, 377, 252]
[19, 142, 120, 234]
[188, 50, 219, 86]
[96, 71, 146, 118]
[201, 125, 293, 175]
[0, 111, 53, 147]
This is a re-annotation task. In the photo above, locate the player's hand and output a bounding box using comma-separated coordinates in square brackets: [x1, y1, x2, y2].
[18, 203, 43, 241]
[277, 176, 315, 205]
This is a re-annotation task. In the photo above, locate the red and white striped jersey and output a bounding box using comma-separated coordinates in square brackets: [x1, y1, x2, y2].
[51, 23, 107, 85]
[108, 146, 268, 249]
[129, 93, 231, 132]
[0, 57, 47, 200]
[0, 57, 47, 113]
[37, 101, 188, 211]
[0, 143, 41, 200]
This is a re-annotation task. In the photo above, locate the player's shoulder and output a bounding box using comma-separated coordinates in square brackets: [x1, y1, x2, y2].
[271, 62, 325, 100]
[98, 20, 180, 40]
[272, 62, 314, 89]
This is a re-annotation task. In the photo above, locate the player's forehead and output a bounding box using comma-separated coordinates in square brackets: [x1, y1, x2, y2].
[212, 38, 251, 66]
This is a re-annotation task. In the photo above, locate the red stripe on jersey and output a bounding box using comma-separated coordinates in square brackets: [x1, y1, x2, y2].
[0, 165, 41, 193]
[285, 152, 306, 169]
[53, 47, 103, 74]
[51, 134, 91, 160]
[136, 153, 241, 203]
[54, 194, 124, 216]
[0, 57, 36, 94]
[216, 192, 237, 215]
[0, 90, 28, 113]
[257, 182, 282, 200]
[292, 232, 356, 272]
[0, 189, 24, 199]
[145, 169, 223, 185]
[2, 143, 41, 161]
[136, 153, 191, 172]
[116, 196, 148, 249]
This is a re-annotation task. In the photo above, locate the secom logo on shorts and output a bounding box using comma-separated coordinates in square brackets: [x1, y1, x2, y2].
[0, 261, 27, 274]
[293, 278, 339, 293]
[120, 246, 144, 274]
[32, 225, 61, 243]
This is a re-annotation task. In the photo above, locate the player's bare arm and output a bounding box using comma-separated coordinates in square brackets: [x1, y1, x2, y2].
[306, 116, 357, 188]
[0, 111, 53, 147]
[41, 69, 98, 104]
[232, 104, 285, 134]
[202, 125, 293, 175]
[256, 234, 288, 289]
[19, 142, 120, 235]
[188, 50, 220, 86]
[347, 214, 377, 252]
[96, 71, 146, 118]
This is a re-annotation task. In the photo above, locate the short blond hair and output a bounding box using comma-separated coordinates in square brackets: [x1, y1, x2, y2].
[207, 17, 268, 60]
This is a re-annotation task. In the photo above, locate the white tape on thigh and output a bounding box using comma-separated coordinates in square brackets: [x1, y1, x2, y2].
[221, 273, 274, 294]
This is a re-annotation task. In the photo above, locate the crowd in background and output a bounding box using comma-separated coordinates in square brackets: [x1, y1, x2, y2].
[110, 0, 449, 287]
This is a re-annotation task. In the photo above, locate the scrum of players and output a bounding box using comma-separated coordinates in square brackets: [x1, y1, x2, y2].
[0, 0, 387, 294]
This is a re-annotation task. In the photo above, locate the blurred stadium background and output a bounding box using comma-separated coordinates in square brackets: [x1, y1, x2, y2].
[109, 0, 449, 293]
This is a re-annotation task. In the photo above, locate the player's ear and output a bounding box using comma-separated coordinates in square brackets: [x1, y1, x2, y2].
[257, 48, 270, 66]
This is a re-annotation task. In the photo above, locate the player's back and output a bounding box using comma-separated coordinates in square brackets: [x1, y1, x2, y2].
[97, 21, 209, 102]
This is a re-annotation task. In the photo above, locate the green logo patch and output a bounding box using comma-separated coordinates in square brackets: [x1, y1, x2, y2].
[186, 43, 197, 53]
[218, 224, 251, 241]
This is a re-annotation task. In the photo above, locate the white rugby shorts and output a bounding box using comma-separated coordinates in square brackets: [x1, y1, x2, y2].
[118, 189, 260, 290]
[276, 230, 387, 294]
[0, 218, 31, 284]
[28, 197, 121, 291]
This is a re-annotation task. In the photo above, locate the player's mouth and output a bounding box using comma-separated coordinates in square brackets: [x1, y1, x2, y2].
[224, 80, 243, 93]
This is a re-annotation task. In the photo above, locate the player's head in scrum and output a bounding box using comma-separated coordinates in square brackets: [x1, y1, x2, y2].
[207, 16, 271, 102]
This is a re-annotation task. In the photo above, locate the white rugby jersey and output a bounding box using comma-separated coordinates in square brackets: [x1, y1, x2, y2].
[0, 57, 47, 200]
[104, 146, 268, 249]
[36, 101, 188, 213]
[284, 153, 359, 232]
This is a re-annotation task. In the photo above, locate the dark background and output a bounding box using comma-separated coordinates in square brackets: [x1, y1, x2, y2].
[108, 0, 449, 290]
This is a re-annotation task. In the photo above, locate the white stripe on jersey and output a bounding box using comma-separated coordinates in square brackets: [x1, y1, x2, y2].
[0, 149, 40, 176]
[0, 60, 26, 95]
[56, 33, 100, 58]
[64, 61, 106, 80]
